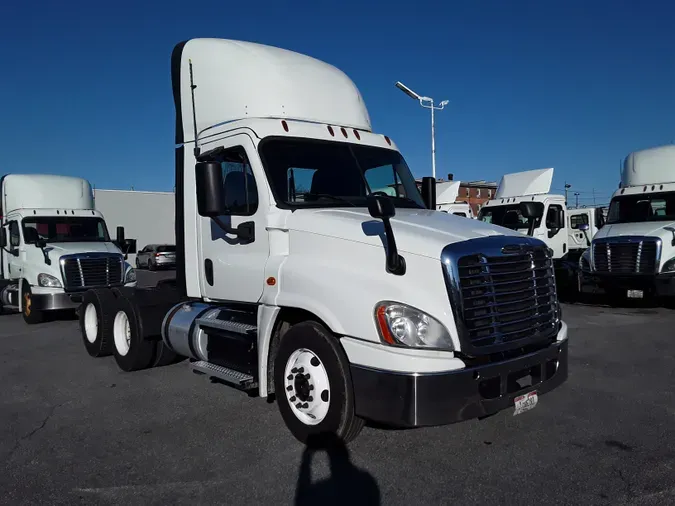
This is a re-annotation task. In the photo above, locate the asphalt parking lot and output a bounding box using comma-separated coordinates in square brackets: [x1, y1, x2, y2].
[1, 271, 674, 505]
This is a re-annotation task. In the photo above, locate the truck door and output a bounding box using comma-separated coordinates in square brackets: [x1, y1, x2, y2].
[543, 204, 567, 258]
[5, 219, 23, 280]
[198, 134, 269, 303]
[568, 211, 591, 250]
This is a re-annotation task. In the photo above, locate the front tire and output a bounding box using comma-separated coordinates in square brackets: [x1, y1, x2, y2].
[274, 321, 364, 445]
[22, 282, 44, 325]
[80, 289, 117, 357]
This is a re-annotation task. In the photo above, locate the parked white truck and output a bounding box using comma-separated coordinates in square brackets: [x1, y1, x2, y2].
[435, 181, 475, 218]
[0, 174, 137, 323]
[477, 168, 604, 296]
[580, 144, 675, 303]
[76, 38, 568, 445]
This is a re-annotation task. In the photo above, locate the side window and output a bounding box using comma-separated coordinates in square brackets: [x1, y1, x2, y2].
[569, 213, 589, 229]
[220, 147, 258, 216]
[8, 221, 20, 247]
[364, 164, 403, 197]
[546, 204, 564, 229]
[453, 212, 467, 217]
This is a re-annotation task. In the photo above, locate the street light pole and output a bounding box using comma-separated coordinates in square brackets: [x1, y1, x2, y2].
[395, 81, 448, 181]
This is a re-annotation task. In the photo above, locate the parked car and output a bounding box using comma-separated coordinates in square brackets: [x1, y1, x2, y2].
[136, 244, 176, 270]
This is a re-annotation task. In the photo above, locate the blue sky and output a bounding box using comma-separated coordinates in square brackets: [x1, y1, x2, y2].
[1, 0, 673, 208]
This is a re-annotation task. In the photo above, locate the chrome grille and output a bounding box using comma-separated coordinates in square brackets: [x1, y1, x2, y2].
[60, 253, 124, 291]
[592, 237, 660, 274]
[443, 237, 560, 354]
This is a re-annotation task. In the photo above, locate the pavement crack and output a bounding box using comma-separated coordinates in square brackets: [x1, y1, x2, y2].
[5, 403, 63, 461]
[615, 466, 636, 500]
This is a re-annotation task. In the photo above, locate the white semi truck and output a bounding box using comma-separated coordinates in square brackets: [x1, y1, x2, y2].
[580, 144, 675, 303]
[477, 168, 604, 296]
[76, 38, 569, 445]
[435, 181, 475, 218]
[0, 174, 138, 324]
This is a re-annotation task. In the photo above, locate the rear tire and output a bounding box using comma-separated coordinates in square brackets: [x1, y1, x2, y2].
[274, 321, 364, 445]
[22, 282, 44, 325]
[148, 259, 156, 271]
[152, 340, 180, 367]
[112, 296, 155, 371]
[80, 289, 117, 357]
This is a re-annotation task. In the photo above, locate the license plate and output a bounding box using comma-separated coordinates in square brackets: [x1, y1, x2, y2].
[627, 290, 643, 299]
[513, 391, 538, 416]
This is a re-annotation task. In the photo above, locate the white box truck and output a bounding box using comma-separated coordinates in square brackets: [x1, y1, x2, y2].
[0, 174, 138, 324]
[76, 38, 568, 445]
[580, 144, 675, 303]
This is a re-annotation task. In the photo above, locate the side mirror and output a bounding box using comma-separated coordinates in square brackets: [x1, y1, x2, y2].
[367, 194, 395, 219]
[520, 201, 544, 237]
[578, 223, 589, 232]
[196, 161, 225, 217]
[367, 194, 405, 276]
[116, 226, 125, 244]
[519, 201, 544, 219]
[0, 228, 6, 249]
[420, 176, 436, 210]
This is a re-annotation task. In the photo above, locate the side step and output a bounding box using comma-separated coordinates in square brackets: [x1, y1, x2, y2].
[190, 360, 257, 390]
[195, 317, 256, 336]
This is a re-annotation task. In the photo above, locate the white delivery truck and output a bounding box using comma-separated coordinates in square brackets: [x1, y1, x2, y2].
[580, 144, 675, 303]
[76, 38, 568, 445]
[0, 174, 138, 324]
[435, 181, 475, 218]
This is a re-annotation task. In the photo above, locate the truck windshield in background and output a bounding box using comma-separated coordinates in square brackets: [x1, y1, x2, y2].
[478, 204, 533, 230]
[22, 217, 110, 243]
[607, 192, 675, 224]
[259, 138, 425, 209]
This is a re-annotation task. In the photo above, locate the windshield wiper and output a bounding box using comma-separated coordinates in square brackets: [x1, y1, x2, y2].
[304, 193, 357, 207]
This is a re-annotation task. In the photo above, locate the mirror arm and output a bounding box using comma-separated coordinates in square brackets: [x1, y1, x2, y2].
[381, 217, 406, 275]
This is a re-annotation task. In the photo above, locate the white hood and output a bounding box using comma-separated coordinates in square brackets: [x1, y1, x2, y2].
[594, 221, 675, 241]
[286, 208, 519, 259]
[43, 241, 123, 262]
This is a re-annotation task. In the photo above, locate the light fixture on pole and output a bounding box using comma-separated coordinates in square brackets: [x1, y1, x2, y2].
[395, 81, 449, 181]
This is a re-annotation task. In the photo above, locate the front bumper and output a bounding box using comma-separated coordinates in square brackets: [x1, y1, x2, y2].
[350, 337, 568, 428]
[580, 271, 675, 297]
[31, 292, 80, 311]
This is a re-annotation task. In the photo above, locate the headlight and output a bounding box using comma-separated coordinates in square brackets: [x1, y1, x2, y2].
[579, 249, 592, 272]
[375, 301, 454, 350]
[37, 273, 62, 288]
[662, 257, 675, 273]
[125, 265, 137, 283]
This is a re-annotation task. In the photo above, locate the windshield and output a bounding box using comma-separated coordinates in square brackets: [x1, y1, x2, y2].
[259, 138, 425, 209]
[607, 192, 675, 224]
[22, 217, 110, 243]
[478, 204, 534, 230]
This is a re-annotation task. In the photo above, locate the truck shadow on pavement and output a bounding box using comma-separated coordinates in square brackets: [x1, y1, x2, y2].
[295, 433, 380, 506]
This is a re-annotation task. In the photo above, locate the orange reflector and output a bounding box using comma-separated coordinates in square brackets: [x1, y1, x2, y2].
[353, 129, 360, 140]
[384, 135, 391, 145]
[281, 120, 289, 132]
[341, 127, 348, 138]
[327, 125, 335, 136]
[266, 277, 277, 286]
[376, 305, 395, 345]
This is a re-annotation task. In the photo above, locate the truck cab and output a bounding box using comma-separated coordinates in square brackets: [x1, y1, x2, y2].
[76, 38, 569, 445]
[0, 174, 137, 323]
[580, 145, 675, 303]
[477, 168, 568, 260]
[435, 181, 475, 218]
